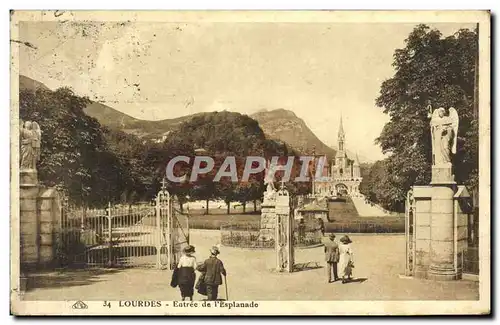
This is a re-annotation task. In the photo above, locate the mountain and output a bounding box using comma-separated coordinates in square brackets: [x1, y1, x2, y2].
[18, 75, 189, 139]
[19, 75, 51, 92]
[19, 75, 338, 158]
[249, 109, 336, 159]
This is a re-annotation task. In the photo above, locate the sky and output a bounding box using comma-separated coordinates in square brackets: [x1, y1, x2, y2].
[18, 20, 475, 161]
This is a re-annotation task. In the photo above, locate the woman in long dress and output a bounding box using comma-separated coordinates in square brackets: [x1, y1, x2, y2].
[177, 245, 197, 301]
[338, 235, 354, 283]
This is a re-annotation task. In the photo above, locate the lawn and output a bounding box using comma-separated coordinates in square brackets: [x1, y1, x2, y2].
[187, 212, 260, 230]
[186, 209, 404, 233]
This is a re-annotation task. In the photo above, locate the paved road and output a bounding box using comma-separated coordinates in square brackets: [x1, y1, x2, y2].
[22, 230, 479, 301]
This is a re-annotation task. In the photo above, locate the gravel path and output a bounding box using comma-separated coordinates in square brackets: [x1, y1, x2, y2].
[22, 230, 479, 301]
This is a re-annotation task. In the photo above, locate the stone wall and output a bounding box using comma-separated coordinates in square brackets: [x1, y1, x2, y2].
[259, 204, 276, 241]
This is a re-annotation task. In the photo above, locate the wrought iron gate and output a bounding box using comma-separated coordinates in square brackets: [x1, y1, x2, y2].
[170, 204, 190, 268]
[404, 188, 416, 276]
[59, 186, 189, 269]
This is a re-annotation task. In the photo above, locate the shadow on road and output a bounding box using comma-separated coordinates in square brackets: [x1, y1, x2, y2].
[26, 268, 121, 291]
[199, 299, 227, 301]
[293, 262, 324, 272]
[344, 277, 368, 284]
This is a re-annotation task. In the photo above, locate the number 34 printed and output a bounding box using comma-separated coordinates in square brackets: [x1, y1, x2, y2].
[103, 301, 111, 308]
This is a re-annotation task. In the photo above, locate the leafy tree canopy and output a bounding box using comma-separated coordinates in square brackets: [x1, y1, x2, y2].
[361, 24, 478, 211]
[161, 111, 311, 211]
[20, 88, 159, 207]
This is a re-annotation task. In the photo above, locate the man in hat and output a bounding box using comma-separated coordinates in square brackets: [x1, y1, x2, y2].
[197, 246, 227, 300]
[324, 234, 340, 283]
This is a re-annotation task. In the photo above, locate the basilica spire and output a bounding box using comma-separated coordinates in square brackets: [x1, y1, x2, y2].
[337, 113, 345, 152]
[338, 114, 345, 139]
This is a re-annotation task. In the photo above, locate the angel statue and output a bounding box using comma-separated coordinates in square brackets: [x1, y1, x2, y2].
[263, 160, 277, 200]
[264, 161, 276, 190]
[428, 105, 459, 166]
[20, 120, 42, 170]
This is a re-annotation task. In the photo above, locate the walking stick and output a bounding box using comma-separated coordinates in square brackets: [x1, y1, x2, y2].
[224, 275, 229, 301]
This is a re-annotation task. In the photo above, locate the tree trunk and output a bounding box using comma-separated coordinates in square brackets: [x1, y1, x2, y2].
[254, 199, 257, 212]
[206, 198, 209, 215]
[242, 201, 246, 213]
[180, 201, 184, 212]
[226, 202, 230, 215]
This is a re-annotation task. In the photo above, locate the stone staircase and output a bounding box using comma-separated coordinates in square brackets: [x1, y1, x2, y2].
[350, 195, 395, 217]
[327, 196, 360, 221]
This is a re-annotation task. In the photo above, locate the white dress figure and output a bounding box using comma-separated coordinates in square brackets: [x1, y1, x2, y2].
[176, 246, 197, 301]
[338, 236, 354, 283]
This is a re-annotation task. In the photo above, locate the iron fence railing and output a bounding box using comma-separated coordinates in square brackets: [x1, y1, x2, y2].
[293, 228, 323, 247]
[220, 223, 323, 248]
[463, 246, 479, 275]
[325, 221, 405, 233]
[220, 223, 273, 248]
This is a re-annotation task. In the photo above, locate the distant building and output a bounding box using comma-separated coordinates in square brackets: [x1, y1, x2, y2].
[296, 200, 329, 222]
[313, 116, 362, 197]
[153, 131, 172, 143]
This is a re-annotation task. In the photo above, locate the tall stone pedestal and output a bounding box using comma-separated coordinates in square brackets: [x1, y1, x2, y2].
[20, 169, 62, 271]
[404, 169, 470, 280]
[275, 189, 293, 272]
[20, 170, 39, 270]
[428, 166, 460, 281]
[260, 201, 276, 241]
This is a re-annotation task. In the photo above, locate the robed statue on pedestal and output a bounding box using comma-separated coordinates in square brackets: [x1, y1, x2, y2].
[20, 120, 42, 170]
[428, 106, 459, 166]
[264, 160, 277, 201]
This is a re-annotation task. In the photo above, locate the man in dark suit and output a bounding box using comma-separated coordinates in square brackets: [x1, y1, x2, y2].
[324, 234, 340, 283]
[197, 246, 227, 300]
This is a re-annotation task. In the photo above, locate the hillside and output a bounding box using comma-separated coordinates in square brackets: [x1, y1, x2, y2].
[19, 75, 182, 138]
[250, 109, 336, 159]
[19, 75, 338, 158]
[19, 75, 51, 92]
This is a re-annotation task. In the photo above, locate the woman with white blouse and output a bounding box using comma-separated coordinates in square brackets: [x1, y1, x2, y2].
[176, 245, 197, 300]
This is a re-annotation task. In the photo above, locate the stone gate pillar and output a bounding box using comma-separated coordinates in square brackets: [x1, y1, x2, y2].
[19, 120, 61, 289]
[260, 184, 277, 241]
[275, 185, 293, 273]
[20, 169, 39, 269]
[428, 166, 460, 281]
[260, 202, 276, 241]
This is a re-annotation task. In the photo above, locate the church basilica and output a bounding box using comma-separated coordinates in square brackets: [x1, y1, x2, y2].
[312, 116, 362, 197]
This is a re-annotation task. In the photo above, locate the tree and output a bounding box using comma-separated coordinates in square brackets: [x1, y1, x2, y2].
[359, 160, 404, 211]
[371, 24, 478, 211]
[160, 111, 308, 214]
[159, 132, 196, 210]
[103, 128, 164, 203]
[19, 87, 128, 207]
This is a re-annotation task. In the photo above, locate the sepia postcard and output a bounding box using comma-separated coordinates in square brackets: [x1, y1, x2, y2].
[10, 10, 491, 316]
